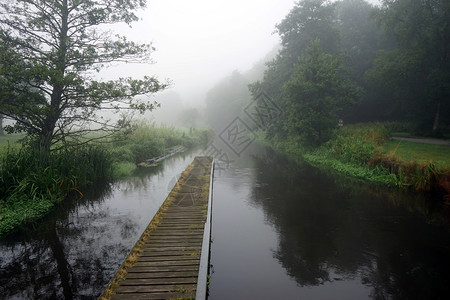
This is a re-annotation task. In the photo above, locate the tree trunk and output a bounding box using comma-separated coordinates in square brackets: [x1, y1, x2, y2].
[35, 0, 69, 157]
[432, 100, 441, 132]
[0, 114, 4, 136]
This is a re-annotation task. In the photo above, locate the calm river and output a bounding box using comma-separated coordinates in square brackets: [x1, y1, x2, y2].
[1, 145, 450, 299]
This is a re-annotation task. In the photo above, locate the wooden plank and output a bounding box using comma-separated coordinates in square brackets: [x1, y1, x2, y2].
[118, 277, 197, 286]
[147, 236, 203, 241]
[114, 284, 196, 293]
[150, 231, 204, 236]
[142, 243, 201, 248]
[158, 218, 205, 222]
[158, 220, 205, 224]
[140, 241, 202, 247]
[155, 223, 204, 227]
[126, 268, 199, 275]
[137, 256, 200, 262]
[148, 235, 203, 240]
[150, 229, 204, 234]
[138, 251, 200, 257]
[100, 157, 213, 300]
[162, 212, 205, 215]
[140, 246, 200, 252]
[164, 208, 205, 212]
[132, 260, 199, 267]
[111, 292, 196, 300]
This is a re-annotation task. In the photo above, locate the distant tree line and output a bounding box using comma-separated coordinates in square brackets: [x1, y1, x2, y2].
[248, 0, 449, 146]
[204, 48, 278, 132]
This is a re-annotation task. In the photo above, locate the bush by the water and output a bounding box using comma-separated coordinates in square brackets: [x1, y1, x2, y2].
[305, 123, 449, 194]
[319, 123, 389, 166]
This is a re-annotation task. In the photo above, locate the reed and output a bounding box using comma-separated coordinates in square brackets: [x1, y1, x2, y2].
[0, 146, 113, 236]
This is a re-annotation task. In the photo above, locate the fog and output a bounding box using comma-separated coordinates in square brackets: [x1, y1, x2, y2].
[105, 1, 292, 105]
[100, 0, 381, 126]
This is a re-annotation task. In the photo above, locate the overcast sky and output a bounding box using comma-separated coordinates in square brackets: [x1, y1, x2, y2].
[106, 0, 380, 106]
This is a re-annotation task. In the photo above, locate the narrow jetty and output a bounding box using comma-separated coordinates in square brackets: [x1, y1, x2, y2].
[100, 156, 214, 300]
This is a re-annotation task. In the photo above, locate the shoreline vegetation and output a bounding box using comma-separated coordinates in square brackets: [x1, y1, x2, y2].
[0, 122, 213, 237]
[263, 122, 450, 201]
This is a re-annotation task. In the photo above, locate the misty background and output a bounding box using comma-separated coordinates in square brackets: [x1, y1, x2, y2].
[101, 0, 380, 127]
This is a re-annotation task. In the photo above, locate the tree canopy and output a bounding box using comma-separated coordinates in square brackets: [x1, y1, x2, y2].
[249, 0, 450, 147]
[368, 0, 450, 135]
[283, 40, 360, 146]
[0, 0, 167, 153]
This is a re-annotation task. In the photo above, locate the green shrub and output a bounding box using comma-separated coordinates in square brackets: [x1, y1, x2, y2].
[322, 135, 376, 166]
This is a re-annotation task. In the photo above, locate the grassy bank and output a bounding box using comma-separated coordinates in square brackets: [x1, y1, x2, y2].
[0, 123, 213, 236]
[381, 140, 450, 169]
[109, 122, 213, 178]
[0, 146, 112, 236]
[267, 123, 450, 199]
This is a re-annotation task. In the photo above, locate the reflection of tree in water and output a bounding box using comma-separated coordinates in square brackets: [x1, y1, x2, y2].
[0, 181, 140, 299]
[250, 150, 450, 299]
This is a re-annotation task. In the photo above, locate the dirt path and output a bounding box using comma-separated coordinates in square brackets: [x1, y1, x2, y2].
[392, 136, 450, 146]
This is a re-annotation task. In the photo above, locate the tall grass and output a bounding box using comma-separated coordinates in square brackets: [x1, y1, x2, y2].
[0, 146, 112, 236]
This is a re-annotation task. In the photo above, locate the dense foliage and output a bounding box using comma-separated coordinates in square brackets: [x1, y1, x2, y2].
[282, 40, 360, 146]
[250, 0, 449, 147]
[368, 0, 450, 135]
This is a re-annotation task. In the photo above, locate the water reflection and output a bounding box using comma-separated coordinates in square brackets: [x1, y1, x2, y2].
[0, 183, 124, 299]
[0, 149, 200, 299]
[250, 150, 450, 299]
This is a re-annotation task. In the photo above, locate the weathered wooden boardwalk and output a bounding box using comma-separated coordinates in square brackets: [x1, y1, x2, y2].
[100, 156, 214, 300]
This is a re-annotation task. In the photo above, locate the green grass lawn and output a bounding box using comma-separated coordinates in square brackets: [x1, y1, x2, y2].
[382, 139, 450, 170]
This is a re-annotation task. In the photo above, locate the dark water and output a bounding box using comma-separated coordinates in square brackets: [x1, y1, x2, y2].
[0, 149, 201, 299]
[209, 147, 450, 300]
[1, 146, 450, 299]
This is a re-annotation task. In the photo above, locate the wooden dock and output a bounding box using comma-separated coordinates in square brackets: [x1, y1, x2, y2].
[100, 156, 214, 300]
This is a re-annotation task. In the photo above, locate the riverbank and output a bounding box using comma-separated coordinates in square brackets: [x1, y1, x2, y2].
[0, 149, 205, 298]
[0, 146, 112, 236]
[0, 124, 214, 237]
[265, 123, 450, 200]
